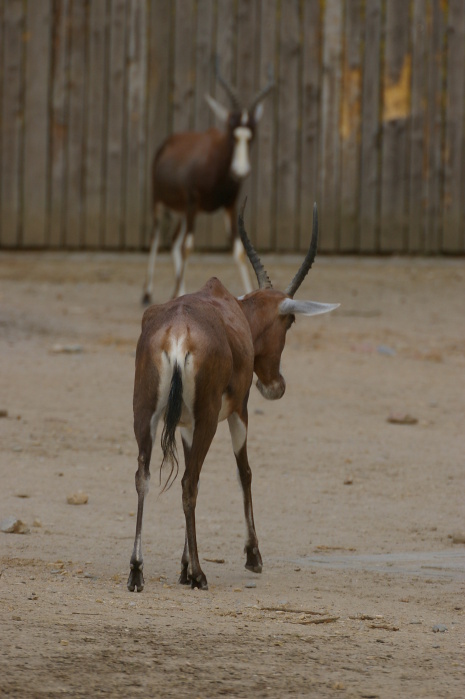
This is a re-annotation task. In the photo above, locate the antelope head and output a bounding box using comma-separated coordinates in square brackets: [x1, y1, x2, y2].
[205, 59, 275, 180]
[238, 202, 339, 400]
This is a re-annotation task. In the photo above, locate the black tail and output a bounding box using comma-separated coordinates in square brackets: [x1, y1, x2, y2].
[160, 362, 183, 492]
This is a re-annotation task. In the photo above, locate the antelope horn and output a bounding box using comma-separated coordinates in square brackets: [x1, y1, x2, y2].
[285, 203, 319, 298]
[238, 199, 273, 290]
[215, 55, 240, 111]
[249, 64, 275, 113]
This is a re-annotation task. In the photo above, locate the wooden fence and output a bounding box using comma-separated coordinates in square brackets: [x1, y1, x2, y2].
[1, 0, 465, 254]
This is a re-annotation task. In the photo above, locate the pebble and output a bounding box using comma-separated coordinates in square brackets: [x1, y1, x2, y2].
[449, 532, 465, 544]
[0, 409, 8, 418]
[0, 517, 30, 534]
[51, 344, 84, 354]
[387, 412, 418, 425]
[67, 491, 89, 505]
[245, 582, 256, 588]
[432, 624, 448, 633]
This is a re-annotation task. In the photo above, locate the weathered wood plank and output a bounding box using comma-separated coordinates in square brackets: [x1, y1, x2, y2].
[83, 0, 107, 249]
[442, 0, 465, 252]
[360, 0, 381, 252]
[0, 0, 24, 247]
[340, 0, 362, 252]
[209, 0, 235, 251]
[379, 0, 411, 252]
[319, 0, 343, 252]
[408, 0, 427, 253]
[424, 0, 446, 253]
[22, 0, 51, 247]
[254, 0, 277, 251]
[235, 0, 259, 246]
[124, 0, 147, 249]
[144, 0, 172, 249]
[103, 0, 126, 248]
[299, 0, 320, 252]
[275, 0, 300, 251]
[49, 0, 70, 249]
[192, 0, 214, 250]
[65, 0, 86, 248]
[173, 0, 195, 133]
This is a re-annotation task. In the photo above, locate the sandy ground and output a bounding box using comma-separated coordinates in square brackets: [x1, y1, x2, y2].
[0, 250, 464, 698]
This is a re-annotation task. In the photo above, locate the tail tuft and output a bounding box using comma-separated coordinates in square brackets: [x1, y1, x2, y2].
[160, 362, 183, 491]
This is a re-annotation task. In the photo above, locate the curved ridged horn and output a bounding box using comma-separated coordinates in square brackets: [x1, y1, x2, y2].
[285, 203, 319, 298]
[238, 199, 273, 290]
[249, 64, 275, 114]
[215, 56, 240, 111]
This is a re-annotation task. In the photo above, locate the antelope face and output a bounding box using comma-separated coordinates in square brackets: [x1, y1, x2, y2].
[231, 111, 254, 179]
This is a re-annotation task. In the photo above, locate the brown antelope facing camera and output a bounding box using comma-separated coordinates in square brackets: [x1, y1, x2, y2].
[128, 202, 339, 592]
[141, 61, 274, 304]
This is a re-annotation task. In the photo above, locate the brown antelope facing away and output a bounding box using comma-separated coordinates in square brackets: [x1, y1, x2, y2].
[128, 202, 339, 592]
[141, 62, 274, 305]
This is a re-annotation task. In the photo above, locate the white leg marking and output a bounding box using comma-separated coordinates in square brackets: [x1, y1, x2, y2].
[172, 220, 187, 296]
[233, 237, 253, 294]
[228, 412, 247, 456]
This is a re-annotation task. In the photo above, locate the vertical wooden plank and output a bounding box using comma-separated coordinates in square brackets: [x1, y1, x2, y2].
[83, 0, 107, 249]
[319, 0, 343, 252]
[144, 0, 172, 248]
[103, 0, 127, 249]
[49, 0, 70, 249]
[65, 0, 86, 248]
[442, 0, 465, 252]
[408, 0, 427, 252]
[379, 0, 411, 252]
[23, 0, 52, 247]
[236, 0, 259, 245]
[299, 0, 321, 252]
[209, 0, 235, 250]
[124, 0, 147, 249]
[193, 0, 214, 250]
[0, 0, 24, 247]
[340, 0, 363, 252]
[275, 0, 300, 251]
[360, 0, 381, 252]
[173, 0, 195, 133]
[254, 0, 277, 251]
[424, 0, 446, 253]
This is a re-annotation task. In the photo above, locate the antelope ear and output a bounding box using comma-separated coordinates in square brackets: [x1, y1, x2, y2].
[279, 298, 340, 317]
[252, 102, 264, 123]
[205, 94, 229, 123]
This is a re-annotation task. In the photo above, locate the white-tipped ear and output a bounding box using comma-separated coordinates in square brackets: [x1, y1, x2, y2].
[205, 94, 229, 123]
[279, 298, 340, 317]
[253, 102, 264, 122]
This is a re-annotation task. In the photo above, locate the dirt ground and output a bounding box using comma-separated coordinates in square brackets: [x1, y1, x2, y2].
[0, 250, 464, 698]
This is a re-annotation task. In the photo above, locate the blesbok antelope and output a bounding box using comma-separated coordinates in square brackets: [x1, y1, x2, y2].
[141, 64, 274, 304]
[128, 202, 338, 592]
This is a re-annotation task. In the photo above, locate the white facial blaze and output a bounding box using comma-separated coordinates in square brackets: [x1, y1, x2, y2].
[231, 126, 252, 179]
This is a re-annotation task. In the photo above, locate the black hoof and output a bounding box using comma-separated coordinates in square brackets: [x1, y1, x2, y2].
[245, 547, 263, 574]
[141, 292, 152, 306]
[190, 573, 208, 590]
[127, 566, 144, 592]
[178, 568, 190, 585]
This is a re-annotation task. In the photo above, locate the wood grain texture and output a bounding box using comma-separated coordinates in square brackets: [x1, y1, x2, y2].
[360, 0, 381, 252]
[442, 0, 465, 252]
[299, 0, 320, 252]
[320, 0, 343, 252]
[84, 0, 107, 249]
[23, 0, 51, 247]
[0, 0, 24, 247]
[379, 0, 411, 252]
